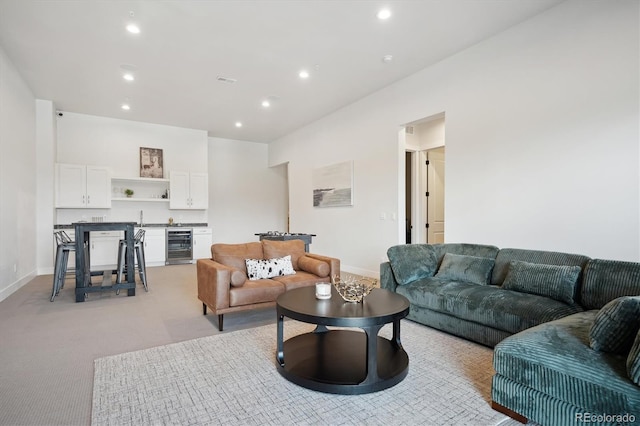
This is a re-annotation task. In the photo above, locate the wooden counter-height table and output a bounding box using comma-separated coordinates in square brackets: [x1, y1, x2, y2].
[73, 221, 136, 302]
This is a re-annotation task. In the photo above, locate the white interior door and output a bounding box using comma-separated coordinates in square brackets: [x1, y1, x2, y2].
[427, 148, 445, 243]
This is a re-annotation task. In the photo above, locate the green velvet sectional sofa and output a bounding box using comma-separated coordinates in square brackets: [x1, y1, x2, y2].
[380, 243, 640, 426]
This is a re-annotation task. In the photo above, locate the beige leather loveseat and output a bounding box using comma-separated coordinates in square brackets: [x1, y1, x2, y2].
[197, 239, 340, 330]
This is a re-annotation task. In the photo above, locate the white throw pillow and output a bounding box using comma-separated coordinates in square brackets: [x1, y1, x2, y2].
[245, 255, 296, 281]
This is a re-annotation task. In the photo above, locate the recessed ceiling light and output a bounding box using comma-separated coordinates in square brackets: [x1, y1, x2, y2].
[382, 55, 393, 63]
[121, 104, 130, 111]
[126, 24, 140, 34]
[216, 76, 237, 84]
[123, 73, 134, 81]
[235, 122, 242, 128]
[261, 100, 271, 108]
[377, 9, 391, 20]
[299, 70, 309, 79]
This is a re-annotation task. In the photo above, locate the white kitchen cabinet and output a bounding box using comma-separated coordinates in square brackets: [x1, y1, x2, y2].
[169, 171, 208, 209]
[192, 228, 212, 260]
[139, 227, 166, 265]
[56, 163, 111, 208]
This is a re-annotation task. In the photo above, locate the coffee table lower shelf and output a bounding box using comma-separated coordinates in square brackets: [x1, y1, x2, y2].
[277, 329, 408, 395]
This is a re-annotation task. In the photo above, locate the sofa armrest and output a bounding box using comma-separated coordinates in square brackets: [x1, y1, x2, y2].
[305, 253, 340, 279]
[197, 259, 232, 312]
[380, 261, 398, 292]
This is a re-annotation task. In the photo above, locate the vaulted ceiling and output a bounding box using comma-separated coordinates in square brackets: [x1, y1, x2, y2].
[0, 0, 563, 142]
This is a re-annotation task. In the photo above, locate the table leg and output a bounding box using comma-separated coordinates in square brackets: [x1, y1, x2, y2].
[313, 324, 329, 333]
[276, 313, 285, 367]
[392, 319, 403, 348]
[126, 226, 135, 296]
[74, 230, 89, 302]
[361, 324, 384, 385]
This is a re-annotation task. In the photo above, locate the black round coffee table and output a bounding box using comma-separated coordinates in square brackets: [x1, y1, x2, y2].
[276, 286, 410, 394]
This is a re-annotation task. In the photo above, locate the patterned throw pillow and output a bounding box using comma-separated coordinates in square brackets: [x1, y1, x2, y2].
[434, 253, 495, 285]
[245, 255, 296, 281]
[502, 260, 580, 304]
[590, 296, 640, 354]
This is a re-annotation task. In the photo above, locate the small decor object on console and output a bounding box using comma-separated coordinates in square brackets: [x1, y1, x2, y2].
[331, 275, 376, 303]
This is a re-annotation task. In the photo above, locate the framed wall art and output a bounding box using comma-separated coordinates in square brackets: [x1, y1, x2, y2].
[140, 147, 164, 178]
[312, 161, 353, 207]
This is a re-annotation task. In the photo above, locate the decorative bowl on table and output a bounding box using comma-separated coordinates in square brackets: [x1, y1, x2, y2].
[331, 275, 377, 303]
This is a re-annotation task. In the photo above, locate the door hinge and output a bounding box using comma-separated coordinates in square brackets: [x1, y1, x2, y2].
[425, 191, 430, 197]
[425, 223, 430, 229]
[425, 160, 430, 166]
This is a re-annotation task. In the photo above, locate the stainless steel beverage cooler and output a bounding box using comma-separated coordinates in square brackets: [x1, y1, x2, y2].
[166, 227, 193, 264]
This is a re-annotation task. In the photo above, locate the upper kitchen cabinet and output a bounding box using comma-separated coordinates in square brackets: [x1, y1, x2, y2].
[55, 163, 111, 208]
[169, 171, 208, 209]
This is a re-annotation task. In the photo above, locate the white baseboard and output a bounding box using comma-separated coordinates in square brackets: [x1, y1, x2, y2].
[38, 266, 55, 275]
[0, 271, 37, 303]
[340, 264, 379, 279]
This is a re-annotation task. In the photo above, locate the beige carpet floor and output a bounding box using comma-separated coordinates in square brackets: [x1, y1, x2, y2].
[1, 264, 519, 425]
[0, 264, 273, 425]
[92, 319, 508, 425]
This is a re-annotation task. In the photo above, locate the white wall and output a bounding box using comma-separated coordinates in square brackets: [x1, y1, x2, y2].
[208, 137, 287, 244]
[55, 112, 209, 226]
[0, 46, 37, 301]
[270, 0, 640, 276]
[35, 100, 56, 275]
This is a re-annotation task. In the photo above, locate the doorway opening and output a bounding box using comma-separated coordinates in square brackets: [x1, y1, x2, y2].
[403, 113, 445, 244]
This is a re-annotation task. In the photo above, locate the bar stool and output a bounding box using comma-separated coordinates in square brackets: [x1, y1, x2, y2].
[51, 231, 89, 301]
[115, 229, 148, 291]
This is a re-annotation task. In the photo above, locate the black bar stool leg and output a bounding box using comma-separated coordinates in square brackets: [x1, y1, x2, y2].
[135, 244, 148, 291]
[51, 245, 64, 302]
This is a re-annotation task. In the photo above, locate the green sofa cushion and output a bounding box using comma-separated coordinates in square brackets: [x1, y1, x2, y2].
[434, 253, 495, 286]
[491, 248, 589, 286]
[628, 330, 640, 385]
[493, 311, 640, 415]
[582, 259, 640, 310]
[501, 260, 580, 304]
[386, 244, 437, 286]
[395, 277, 582, 335]
[590, 296, 640, 354]
[431, 243, 499, 265]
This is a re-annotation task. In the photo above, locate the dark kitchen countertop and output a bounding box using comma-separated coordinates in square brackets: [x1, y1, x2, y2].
[54, 222, 208, 229]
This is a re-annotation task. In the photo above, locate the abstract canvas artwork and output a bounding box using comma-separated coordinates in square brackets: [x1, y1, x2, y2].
[312, 161, 353, 207]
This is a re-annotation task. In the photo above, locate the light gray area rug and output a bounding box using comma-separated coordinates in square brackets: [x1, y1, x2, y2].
[92, 320, 508, 425]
